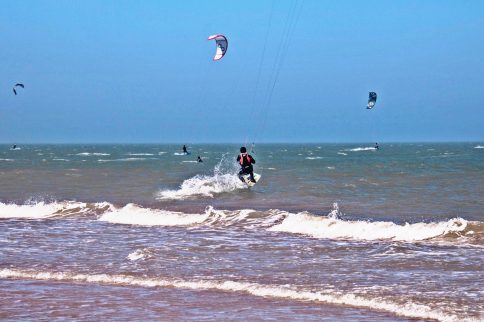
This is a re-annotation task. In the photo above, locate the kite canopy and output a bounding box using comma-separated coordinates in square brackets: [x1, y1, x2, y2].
[207, 34, 228, 61]
[367, 92, 377, 109]
[12, 83, 24, 95]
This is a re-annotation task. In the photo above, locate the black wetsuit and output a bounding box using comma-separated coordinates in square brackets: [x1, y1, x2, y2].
[237, 153, 256, 182]
[183, 145, 188, 154]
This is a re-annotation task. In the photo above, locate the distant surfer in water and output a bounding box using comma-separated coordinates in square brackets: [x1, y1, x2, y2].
[237, 146, 256, 183]
[375, 143, 379, 150]
[12, 144, 17, 150]
[197, 155, 203, 163]
[182, 145, 188, 154]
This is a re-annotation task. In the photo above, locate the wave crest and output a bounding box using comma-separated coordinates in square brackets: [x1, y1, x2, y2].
[269, 204, 468, 242]
[0, 201, 112, 219]
[1, 200, 479, 244]
[99, 203, 208, 226]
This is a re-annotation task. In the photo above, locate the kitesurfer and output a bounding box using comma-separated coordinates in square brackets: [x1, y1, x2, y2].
[237, 146, 256, 183]
[197, 156, 203, 163]
[375, 143, 379, 150]
[182, 145, 188, 154]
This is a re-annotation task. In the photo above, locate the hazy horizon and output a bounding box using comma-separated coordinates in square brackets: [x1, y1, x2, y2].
[1, 140, 482, 145]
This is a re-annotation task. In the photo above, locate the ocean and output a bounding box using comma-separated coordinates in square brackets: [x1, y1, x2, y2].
[0, 143, 482, 321]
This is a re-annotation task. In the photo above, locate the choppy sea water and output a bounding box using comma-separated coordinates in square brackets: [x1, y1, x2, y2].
[0, 143, 483, 321]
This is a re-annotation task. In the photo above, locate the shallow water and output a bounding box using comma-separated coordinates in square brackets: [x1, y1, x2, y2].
[1, 143, 483, 321]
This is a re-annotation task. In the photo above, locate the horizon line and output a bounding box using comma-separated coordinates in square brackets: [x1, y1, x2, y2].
[1, 140, 482, 145]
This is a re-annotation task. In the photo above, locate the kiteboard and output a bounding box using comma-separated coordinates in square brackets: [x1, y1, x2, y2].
[241, 173, 261, 187]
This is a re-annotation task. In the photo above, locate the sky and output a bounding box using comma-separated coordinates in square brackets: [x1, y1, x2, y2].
[0, 0, 483, 143]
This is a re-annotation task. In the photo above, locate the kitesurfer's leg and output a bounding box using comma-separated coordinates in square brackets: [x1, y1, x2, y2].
[238, 169, 245, 182]
[249, 171, 256, 183]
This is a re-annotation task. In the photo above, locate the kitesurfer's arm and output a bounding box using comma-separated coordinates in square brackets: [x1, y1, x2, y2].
[249, 155, 255, 164]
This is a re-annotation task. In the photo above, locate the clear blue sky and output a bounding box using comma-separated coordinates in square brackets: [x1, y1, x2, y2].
[1, 0, 483, 143]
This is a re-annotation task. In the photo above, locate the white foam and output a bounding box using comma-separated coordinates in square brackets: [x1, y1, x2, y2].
[158, 151, 167, 155]
[473, 145, 484, 149]
[0, 201, 101, 219]
[53, 158, 69, 162]
[127, 248, 154, 261]
[99, 203, 208, 226]
[346, 147, 377, 152]
[182, 160, 199, 163]
[173, 152, 188, 156]
[98, 158, 146, 162]
[99, 204, 265, 228]
[269, 211, 468, 242]
[126, 153, 154, 156]
[76, 152, 110, 156]
[305, 156, 323, 160]
[337, 152, 347, 156]
[0, 158, 14, 162]
[0, 268, 465, 322]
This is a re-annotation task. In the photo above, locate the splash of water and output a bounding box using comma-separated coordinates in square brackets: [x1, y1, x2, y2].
[157, 154, 246, 200]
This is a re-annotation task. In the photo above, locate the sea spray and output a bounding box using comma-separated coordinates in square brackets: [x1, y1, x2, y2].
[157, 153, 246, 200]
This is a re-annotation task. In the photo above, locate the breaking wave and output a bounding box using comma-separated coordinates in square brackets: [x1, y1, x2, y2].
[1, 200, 479, 244]
[98, 158, 147, 162]
[157, 154, 246, 200]
[98, 205, 278, 229]
[99, 203, 208, 226]
[0, 268, 467, 322]
[473, 145, 484, 149]
[0, 201, 112, 219]
[269, 204, 469, 242]
[346, 147, 377, 152]
[76, 152, 110, 156]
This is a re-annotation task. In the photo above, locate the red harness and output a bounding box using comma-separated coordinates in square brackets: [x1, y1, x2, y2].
[239, 153, 251, 165]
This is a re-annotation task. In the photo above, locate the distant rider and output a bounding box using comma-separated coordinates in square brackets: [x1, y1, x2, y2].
[375, 142, 379, 150]
[197, 155, 203, 163]
[237, 146, 256, 183]
[183, 145, 188, 154]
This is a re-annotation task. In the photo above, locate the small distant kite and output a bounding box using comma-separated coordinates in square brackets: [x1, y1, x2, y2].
[367, 92, 377, 109]
[13, 83, 24, 95]
[207, 34, 228, 61]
